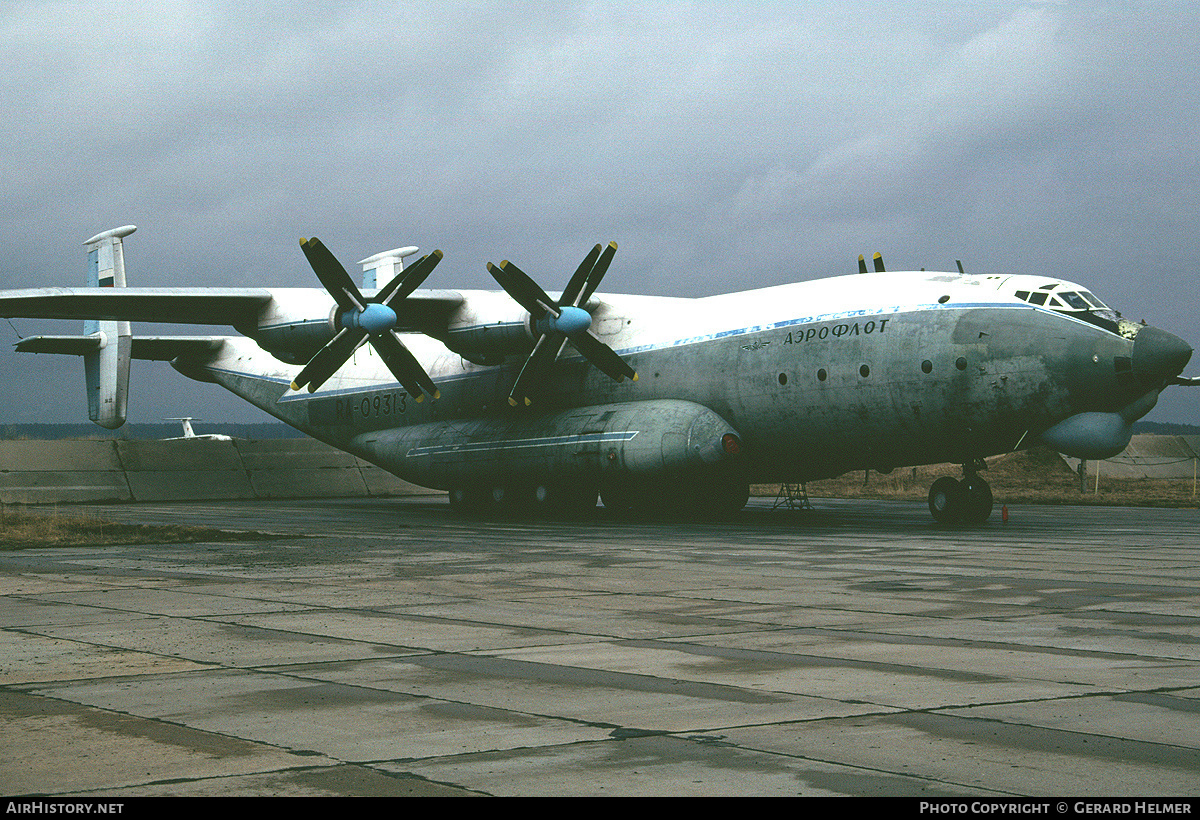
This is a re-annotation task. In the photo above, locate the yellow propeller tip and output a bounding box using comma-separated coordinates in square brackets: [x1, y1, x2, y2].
[873, 252, 882, 259]
[432, 390, 441, 400]
[415, 394, 424, 403]
[524, 397, 532, 406]
[307, 384, 317, 393]
[632, 372, 639, 382]
[508, 397, 518, 406]
[290, 382, 300, 391]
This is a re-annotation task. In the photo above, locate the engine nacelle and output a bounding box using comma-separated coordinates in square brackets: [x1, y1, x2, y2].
[439, 291, 535, 364]
[244, 288, 340, 364]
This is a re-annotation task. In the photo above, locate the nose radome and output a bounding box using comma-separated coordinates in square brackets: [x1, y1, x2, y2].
[1132, 326, 1193, 385]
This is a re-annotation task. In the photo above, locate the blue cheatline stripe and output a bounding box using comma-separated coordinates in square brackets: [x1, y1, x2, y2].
[405, 430, 638, 458]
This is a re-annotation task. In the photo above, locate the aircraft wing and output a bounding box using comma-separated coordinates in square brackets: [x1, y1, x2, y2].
[0, 288, 274, 325]
[15, 335, 229, 361]
[0, 287, 464, 333]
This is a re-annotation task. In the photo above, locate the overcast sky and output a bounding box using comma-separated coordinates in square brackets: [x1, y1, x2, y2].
[1, 0, 1198, 426]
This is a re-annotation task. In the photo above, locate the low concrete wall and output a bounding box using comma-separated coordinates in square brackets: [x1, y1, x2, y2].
[0, 440, 132, 504]
[0, 438, 437, 504]
[6, 434, 1195, 505]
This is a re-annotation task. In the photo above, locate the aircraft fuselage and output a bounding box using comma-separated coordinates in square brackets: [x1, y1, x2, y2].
[191, 269, 1173, 504]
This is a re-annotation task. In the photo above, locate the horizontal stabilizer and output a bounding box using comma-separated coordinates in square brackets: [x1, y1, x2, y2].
[15, 335, 101, 355]
[0, 288, 274, 324]
[17, 335, 229, 361]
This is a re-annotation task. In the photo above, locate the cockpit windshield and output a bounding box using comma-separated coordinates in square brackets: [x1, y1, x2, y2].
[1008, 280, 1128, 335]
[1059, 291, 1092, 310]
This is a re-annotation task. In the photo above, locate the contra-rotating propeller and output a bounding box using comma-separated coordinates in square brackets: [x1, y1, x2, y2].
[487, 241, 637, 407]
[290, 237, 443, 400]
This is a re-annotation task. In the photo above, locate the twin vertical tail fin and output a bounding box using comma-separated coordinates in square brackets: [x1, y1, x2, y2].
[82, 226, 136, 429]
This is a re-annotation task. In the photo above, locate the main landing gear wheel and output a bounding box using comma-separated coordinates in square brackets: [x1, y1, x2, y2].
[448, 482, 598, 519]
[928, 475, 993, 525]
[530, 482, 599, 518]
[601, 475, 749, 519]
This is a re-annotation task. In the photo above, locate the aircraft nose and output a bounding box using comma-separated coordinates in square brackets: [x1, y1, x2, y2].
[1132, 326, 1193, 386]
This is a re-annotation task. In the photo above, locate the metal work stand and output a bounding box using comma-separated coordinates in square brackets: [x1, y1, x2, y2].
[772, 482, 813, 511]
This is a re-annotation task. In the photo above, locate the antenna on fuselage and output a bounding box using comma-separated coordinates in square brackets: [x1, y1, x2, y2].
[956, 260, 965, 274]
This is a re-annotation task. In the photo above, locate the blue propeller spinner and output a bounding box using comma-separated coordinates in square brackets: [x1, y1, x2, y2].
[488, 242, 637, 407]
[291, 237, 443, 400]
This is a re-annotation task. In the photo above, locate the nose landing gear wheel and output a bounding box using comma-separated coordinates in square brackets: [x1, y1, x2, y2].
[928, 476, 965, 524]
[928, 475, 993, 525]
[962, 478, 994, 525]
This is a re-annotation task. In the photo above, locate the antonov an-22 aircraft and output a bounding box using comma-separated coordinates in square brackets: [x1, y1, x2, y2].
[2, 225, 1195, 523]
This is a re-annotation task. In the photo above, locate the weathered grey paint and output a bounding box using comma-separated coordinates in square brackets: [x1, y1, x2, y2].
[194, 292, 1174, 491]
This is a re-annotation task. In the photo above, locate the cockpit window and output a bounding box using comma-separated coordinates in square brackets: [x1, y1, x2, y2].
[1059, 292, 1091, 310]
[1008, 283, 1122, 334]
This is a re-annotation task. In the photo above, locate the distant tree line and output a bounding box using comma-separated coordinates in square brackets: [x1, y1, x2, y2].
[0, 422, 307, 440]
[1130, 421, 1200, 436]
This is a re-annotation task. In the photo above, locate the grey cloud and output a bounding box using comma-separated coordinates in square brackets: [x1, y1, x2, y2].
[1, 1, 1198, 424]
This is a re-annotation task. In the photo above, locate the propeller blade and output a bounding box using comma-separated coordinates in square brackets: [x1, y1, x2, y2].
[873, 252, 885, 273]
[300, 237, 366, 311]
[486, 262, 522, 311]
[577, 241, 617, 306]
[371, 331, 439, 401]
[568, 331, 637, 383]
[291, 327, 367, 393]
[496, 260, 559, 319]
[376, 249, 444, 306]
[294, 236, 442, 401]
[858, 255, 868, 274]
[560, 244, 602, 307]
[508, 334, 556, 406]
[490, 242, 636, 406]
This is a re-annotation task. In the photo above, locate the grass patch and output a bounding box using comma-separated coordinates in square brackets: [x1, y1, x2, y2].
[0, 504, 278, 550]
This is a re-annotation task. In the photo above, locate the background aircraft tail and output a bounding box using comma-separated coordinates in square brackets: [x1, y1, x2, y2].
[82, 225, 135, 429]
